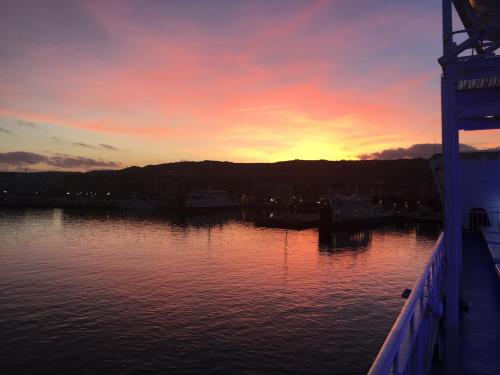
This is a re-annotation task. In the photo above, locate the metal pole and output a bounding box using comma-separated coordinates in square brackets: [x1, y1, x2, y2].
[441, 1, 460, 373]
[442, 65, 460, 375]
[443, 0, 453, 56]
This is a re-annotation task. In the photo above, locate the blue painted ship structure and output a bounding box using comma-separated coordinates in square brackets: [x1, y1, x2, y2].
[368, 1, 500, 374]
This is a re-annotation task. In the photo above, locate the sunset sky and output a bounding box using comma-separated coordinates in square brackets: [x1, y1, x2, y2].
[0, 0, 498, 171]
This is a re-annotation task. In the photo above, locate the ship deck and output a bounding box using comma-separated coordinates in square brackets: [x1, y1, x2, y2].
[434, 233, 500, 374]
[459, 233, 500, 374]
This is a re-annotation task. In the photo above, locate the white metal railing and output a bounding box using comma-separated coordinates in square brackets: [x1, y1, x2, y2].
[465, 207, 500, 231]
[368, 233, 446, 375]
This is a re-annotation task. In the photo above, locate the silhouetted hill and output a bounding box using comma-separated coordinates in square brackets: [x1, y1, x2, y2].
[0, 159, 438, 205]
[116, 158, 433, 188]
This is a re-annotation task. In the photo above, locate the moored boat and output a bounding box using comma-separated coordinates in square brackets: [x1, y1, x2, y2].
[185, 189, 239, 210]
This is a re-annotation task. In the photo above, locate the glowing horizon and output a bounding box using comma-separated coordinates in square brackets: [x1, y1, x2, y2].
[0, 0, 498, 171]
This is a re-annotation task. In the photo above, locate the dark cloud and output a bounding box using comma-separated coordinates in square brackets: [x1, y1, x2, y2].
[0, 151, 120, 170]
[0, 152, 48, 166]
[99, 144, 119, 151]
[48, 155, 120, 168]
[0, 128, 11, 133]
[358, 143, 479, 160]
[73, 142, 96, 149]
[52, 139, 121, 151]
[18, 120, 38, 128]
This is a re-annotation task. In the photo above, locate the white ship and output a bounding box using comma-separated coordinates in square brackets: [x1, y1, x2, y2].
[185, 189, 239, 209]
[321, 194, 386, 222]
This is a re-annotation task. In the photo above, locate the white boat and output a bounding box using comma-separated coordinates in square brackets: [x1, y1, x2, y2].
[185, 189, 239, 209]
[321, 194, 387, 222]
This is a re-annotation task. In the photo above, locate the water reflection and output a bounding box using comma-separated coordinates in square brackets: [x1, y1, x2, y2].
[318, 221, 441, 256]
[415, 221, 442, 238]
[391, 220, 442, 239]
[0, 208, 440, 375]
[58, 207, 252, 228]
[319, 229, 371, 253]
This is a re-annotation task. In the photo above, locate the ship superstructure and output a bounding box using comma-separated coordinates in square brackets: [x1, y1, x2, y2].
[369, 1, 500, 374]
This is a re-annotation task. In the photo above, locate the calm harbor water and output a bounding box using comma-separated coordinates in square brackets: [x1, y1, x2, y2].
[0, 208, 440, 374]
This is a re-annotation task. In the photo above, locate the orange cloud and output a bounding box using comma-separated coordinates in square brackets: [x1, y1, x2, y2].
[0, 0, 456, 165]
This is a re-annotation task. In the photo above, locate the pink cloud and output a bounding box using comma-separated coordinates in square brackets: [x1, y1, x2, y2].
[0, 0, 449, 163]
[0, 107, 176, 137]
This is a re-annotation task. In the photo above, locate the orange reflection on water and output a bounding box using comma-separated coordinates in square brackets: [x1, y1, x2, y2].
[0, 209, 439, 374]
